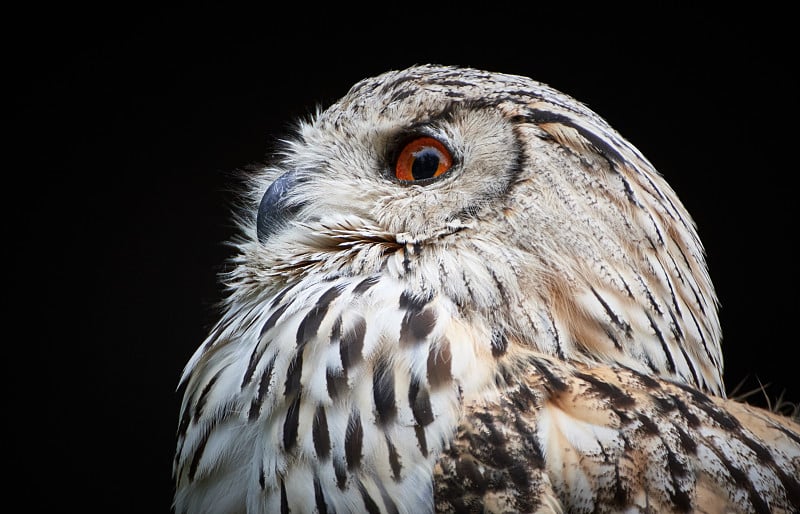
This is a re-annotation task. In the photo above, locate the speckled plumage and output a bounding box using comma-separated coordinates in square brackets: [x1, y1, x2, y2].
[173, 64, 800, 513]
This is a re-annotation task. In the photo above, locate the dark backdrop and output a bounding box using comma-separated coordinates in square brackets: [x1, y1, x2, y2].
[12, 5, 795, 512]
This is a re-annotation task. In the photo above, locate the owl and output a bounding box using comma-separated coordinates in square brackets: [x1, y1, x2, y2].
[173, 65, 800, 513]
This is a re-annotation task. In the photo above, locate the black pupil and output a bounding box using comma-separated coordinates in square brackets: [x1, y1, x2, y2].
[411, 148, 440, 180]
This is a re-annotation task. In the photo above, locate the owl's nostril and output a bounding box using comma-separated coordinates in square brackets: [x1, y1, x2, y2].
[256, 170, 305, 243]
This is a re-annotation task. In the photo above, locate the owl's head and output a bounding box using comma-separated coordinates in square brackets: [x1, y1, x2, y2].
[234, 64, 723, 395]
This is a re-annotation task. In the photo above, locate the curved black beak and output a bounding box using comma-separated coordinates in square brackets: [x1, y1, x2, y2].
[256, 170, 306, 244]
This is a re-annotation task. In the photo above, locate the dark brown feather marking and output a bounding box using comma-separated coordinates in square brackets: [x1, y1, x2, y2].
[590, 287, 632, 343]
[675, 426, 698, 455]
[776, 422, 800, 447]
[341, 315, 366, 371]
[186, 402, 237, 482]
[671, 396, 701, 428]
[575, 371, 635, 408]
[529, 357, 569, 392]
[664, 446, 692, 512]
[323, 315, 346, 400]
[373, 356, 397, 426]
[400, 307, 436, 347]
[525, 109, 633, 182]
[399, 290, 429, 311]
[664, 440, 691, 481]
[694, 399, 741, 431]
[636, 412, 660, 435]
[385, 434, 402, 480]
[427, 339, 452, 389]
[375, 480, 400, 514]
[284, 350, 304, 400]
[667, 306, 684, 341]
[326, 367, 348, 401]
[297, 285, 341, 346]
[353, 275, 380, 295]
[454, 457, 488, 493]
[314, 477, 328, 514]
[334, 456, 347, 490]
[260, 302, 290, 338]
[283, 394, 301, 451]
[629, 367, 661, 390]
[329, 314, 342, 343]
[511, 415, 546, 470]
[490, 328, 508, 357]
[677, 344, 700, 388]
[280, 478, 289, 514]
[739, 432, 800, 503]
[345, 408, 363, 470]
[611, 462, 629, 507]
[716, 449, 771, 514]
[409, 376, 435, 426]
[313, 404, 331, 459]
[188, 427, 210, 482]
[239, 302, 287, 389]
[651, 394, 678, 414]
[637, 273, 665, 315]
[242, 339, 268, 389]
[672, 381, 714, 407]
[779, 467, 800, 507]
[358, 481, 381, 514]
[269, 284, 293, 309]
[645, 311, 676, 373]
[248, 355, 276, 421]
[474, 411, 511, 466]
[177, 401, 191, 440]
[414, 424, 428, 457]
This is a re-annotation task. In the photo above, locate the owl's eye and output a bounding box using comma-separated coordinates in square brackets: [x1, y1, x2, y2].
[394, 136, 453, 181]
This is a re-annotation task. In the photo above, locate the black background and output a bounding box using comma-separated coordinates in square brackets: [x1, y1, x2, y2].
[12, 5, 796, 512]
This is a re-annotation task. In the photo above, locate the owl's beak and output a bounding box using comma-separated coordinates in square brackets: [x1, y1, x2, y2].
[256, 170, 306, 244]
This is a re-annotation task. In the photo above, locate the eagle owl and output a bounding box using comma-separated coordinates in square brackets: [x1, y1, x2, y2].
[173, 65, 800, 513]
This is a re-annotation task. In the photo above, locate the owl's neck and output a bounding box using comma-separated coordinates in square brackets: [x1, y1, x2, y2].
[177, 264, 504, 513]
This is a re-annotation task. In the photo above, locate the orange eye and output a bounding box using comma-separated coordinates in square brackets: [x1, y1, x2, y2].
[394, 137, 453, 181]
